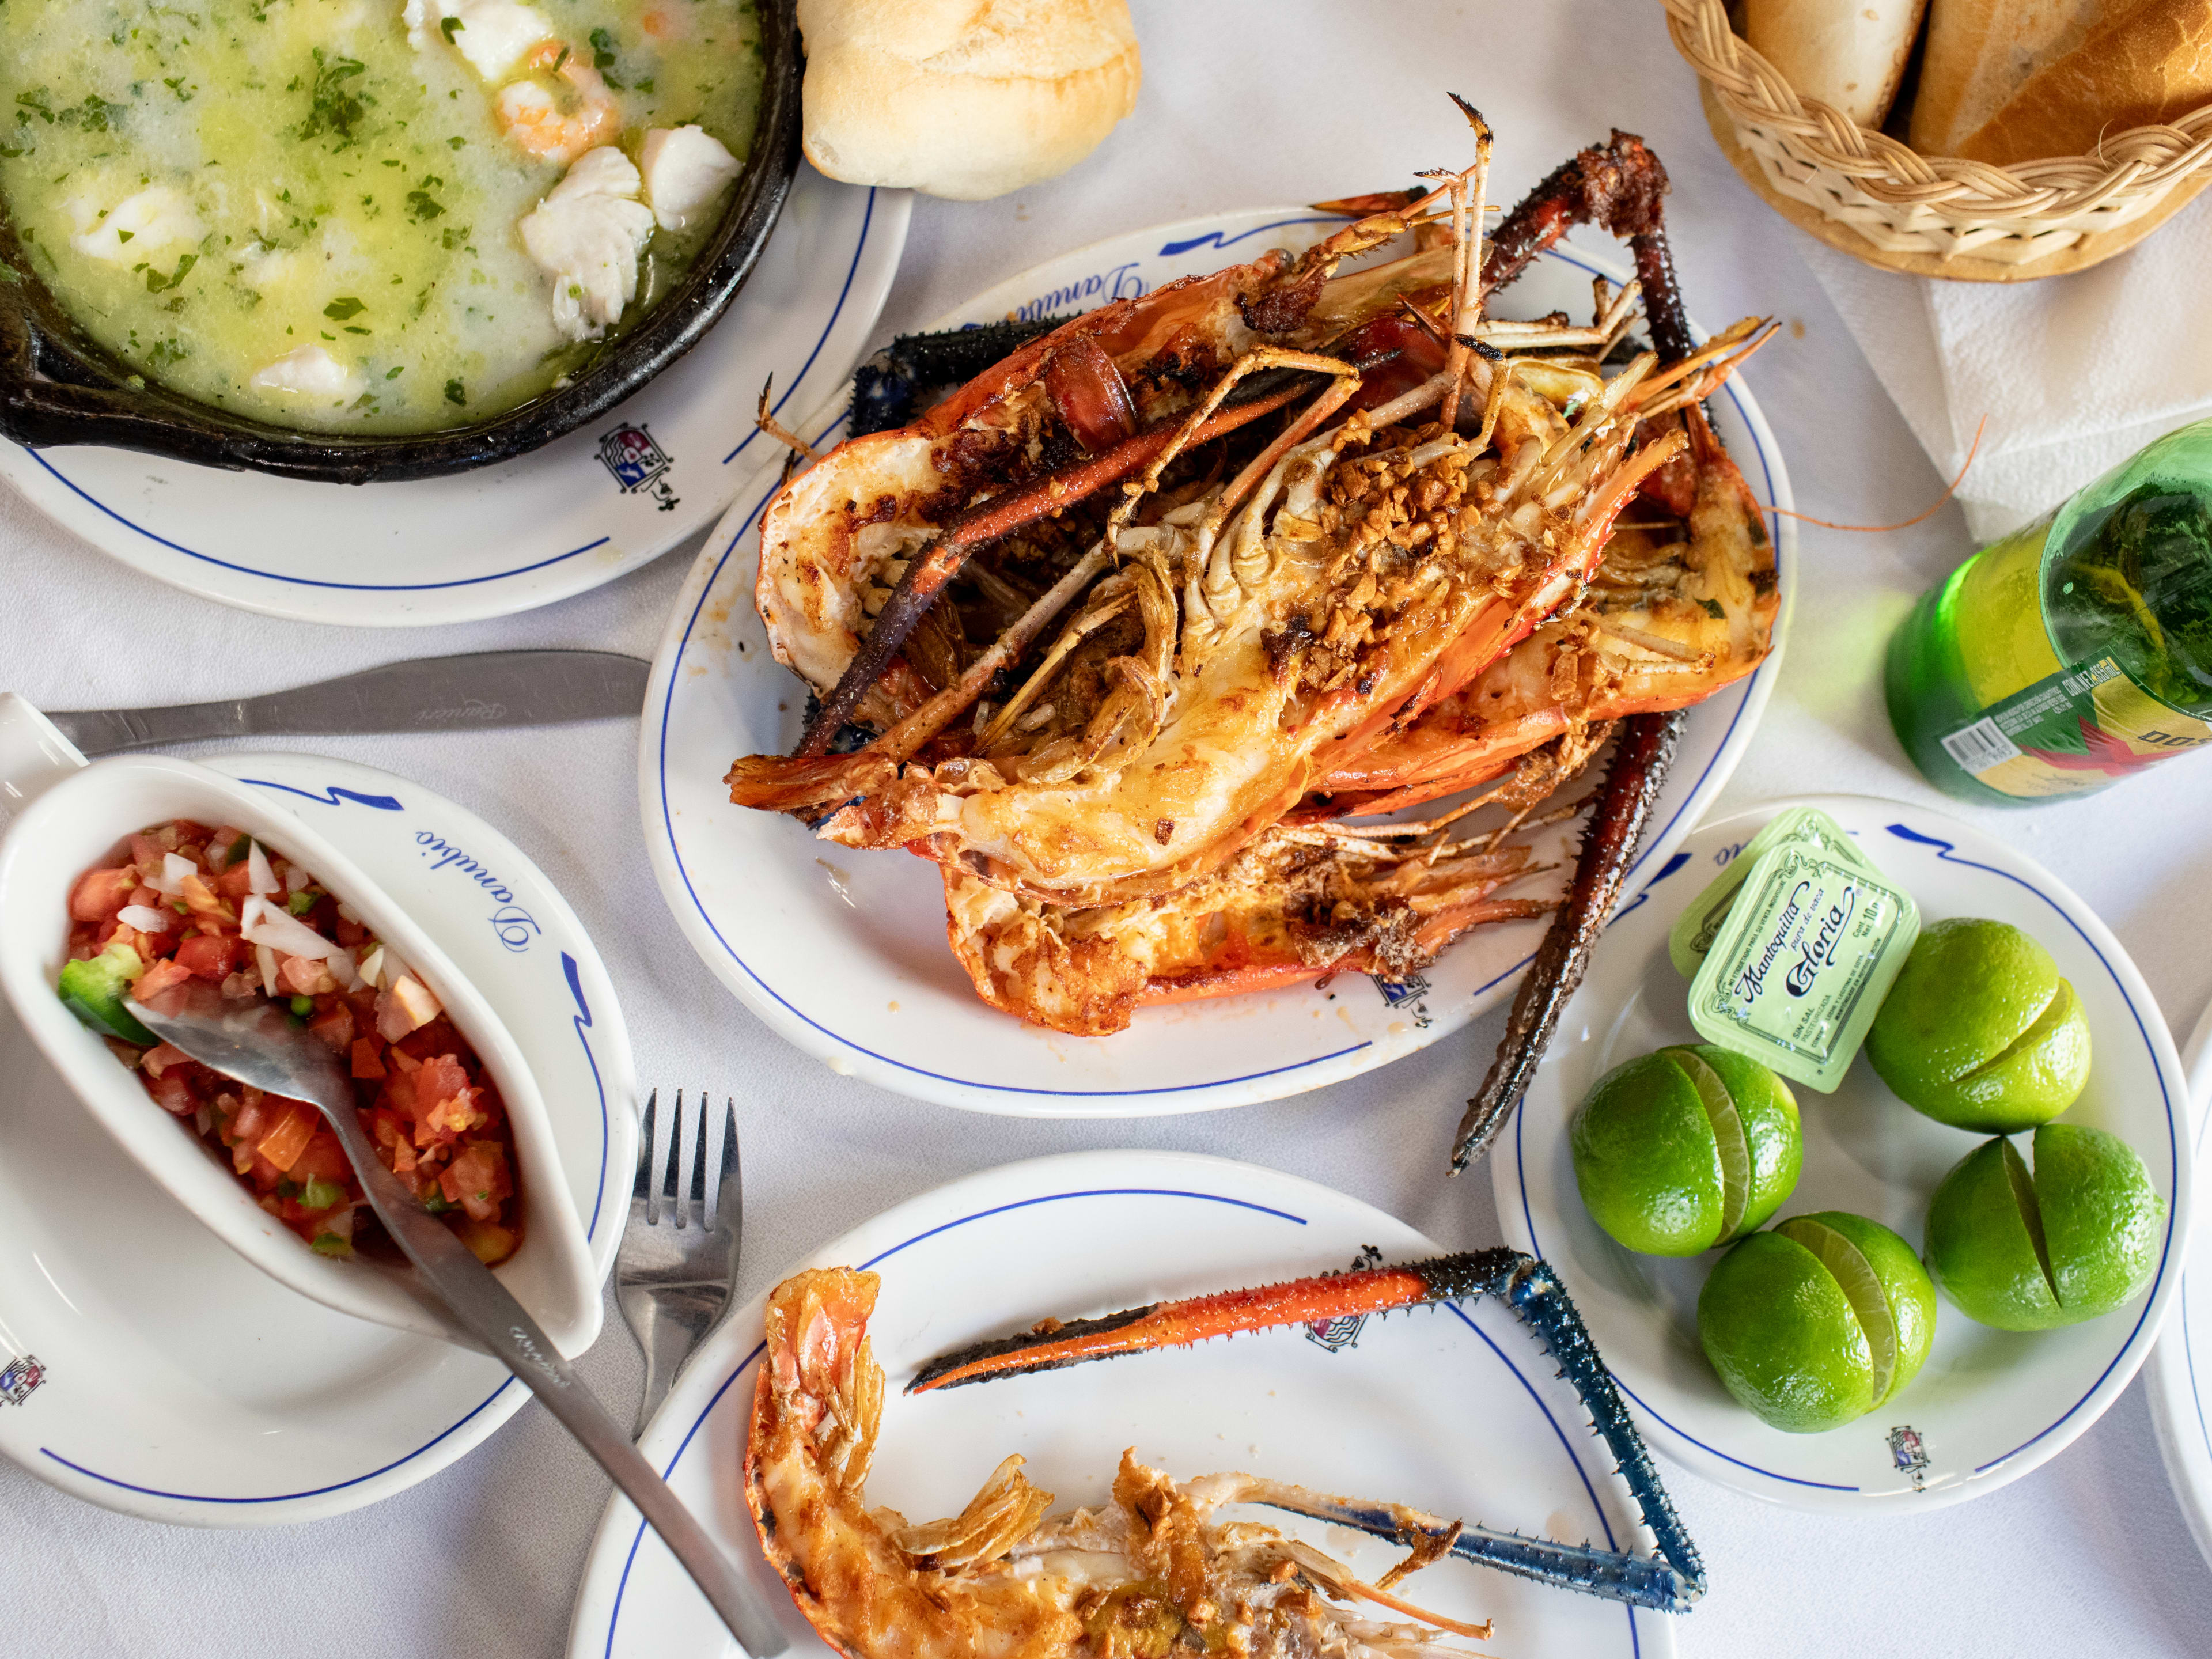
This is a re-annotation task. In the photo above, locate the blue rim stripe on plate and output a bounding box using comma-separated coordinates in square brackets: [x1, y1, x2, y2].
[654, 238, 1786, 1104]
[41, 1381, 516, 1504]
[596, 1185, 1647, 1657]
[34, 772, 617, 1507]
[22, 188, 880, 594]
[1878, 824, 2181, 1475]
[1510, 808, 2183, 1497]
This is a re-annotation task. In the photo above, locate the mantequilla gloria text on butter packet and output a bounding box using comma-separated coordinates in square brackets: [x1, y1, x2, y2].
[1668, 807, 1879, 978]
[1686, 839, 1920, 1093]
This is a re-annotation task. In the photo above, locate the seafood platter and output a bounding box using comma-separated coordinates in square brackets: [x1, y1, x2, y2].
[647, 123, 1796, 1111]
[4, 0, 2209, 1651]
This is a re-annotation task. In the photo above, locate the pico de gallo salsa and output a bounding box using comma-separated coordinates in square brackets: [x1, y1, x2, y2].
[58, 818, 521, 1266]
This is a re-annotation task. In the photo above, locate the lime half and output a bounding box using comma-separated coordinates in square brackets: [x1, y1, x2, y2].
[1675, 1047, 1751, 1241]
[1775, 1217, 1898, 1406]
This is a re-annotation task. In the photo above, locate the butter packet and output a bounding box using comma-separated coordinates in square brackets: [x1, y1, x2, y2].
[1668, 807, 1878, 978]
[1685, 836, 1921, 1093]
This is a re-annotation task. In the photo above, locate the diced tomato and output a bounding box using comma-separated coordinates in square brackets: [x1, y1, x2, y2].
[175, 934, 241, 980]
[350, 1037, 387, 1080]
[334, 913, 368, 948]
[255, 1101, 319, 1173]
[306, 1002, 355, 1054]
[178, 872, 236, 927]
[214, 862, 255, 903]
[441, 1141, 507, 1222]
[380, 1065, 419, 1120]
[128, 882, 162, 911]
[289, 1130, 353, 1188]
[69, 871, 137, 925]
[128, 832, 170, 870]
[416, 1054, 469, 1112]
[150, 1069, 195, 1115]
[279, 954, 337, 997]
[132, 959, 194, 1003]
[231, 1096, 270, 1147]
[142, 1042, 189, 1077]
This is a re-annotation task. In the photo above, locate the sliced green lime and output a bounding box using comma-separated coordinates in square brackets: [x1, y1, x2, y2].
[1777, 1216, 1895, 1410]
[1673, 1048, 1749, 1241]
[2001, 1137, 2060, 1300]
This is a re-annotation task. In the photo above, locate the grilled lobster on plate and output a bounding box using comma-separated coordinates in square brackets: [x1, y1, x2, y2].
[724, 109, 1777, 1055]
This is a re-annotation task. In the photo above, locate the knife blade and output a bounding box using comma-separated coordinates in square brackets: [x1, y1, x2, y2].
[45, 649, 652, 755]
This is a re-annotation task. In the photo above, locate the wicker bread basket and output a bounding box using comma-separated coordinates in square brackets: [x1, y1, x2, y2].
[1665, 0, 2212, 279]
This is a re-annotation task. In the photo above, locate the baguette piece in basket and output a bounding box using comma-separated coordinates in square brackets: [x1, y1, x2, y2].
[1957, 0, 2212, 164]
[1743, 0, 1927, 127]
[1910, 0, 2110, 153]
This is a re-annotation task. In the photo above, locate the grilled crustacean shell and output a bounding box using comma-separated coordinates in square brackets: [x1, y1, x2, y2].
[724, 122, 1778, 1032]
[940, 823, 1552, 1036]
[745, 1267, 1501, 1659]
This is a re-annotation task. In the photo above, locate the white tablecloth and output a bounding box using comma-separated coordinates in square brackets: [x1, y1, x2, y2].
[5, 3, 2212, 1653]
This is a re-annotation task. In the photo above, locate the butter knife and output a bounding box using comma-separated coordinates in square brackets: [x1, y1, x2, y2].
[44, 650, 650, 755]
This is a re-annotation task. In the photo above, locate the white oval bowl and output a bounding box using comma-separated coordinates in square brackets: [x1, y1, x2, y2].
[0, 752, 600, 1355]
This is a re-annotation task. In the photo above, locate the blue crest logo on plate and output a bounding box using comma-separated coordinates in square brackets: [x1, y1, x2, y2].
[598, 422, 680, 512]
[1304, 1247, 1385, 1352]
[0, 1353, 47, 1407]
[1887, 1424, 1931, 1490]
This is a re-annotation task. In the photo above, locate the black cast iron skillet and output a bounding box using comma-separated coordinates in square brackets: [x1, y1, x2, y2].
[0, 0, 800, 485]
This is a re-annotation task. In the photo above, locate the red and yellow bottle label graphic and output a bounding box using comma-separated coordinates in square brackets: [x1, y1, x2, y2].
[1939, 656, 2212, 798]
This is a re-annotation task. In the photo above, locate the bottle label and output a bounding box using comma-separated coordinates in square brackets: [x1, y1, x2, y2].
[1938, 656, 2212, 799]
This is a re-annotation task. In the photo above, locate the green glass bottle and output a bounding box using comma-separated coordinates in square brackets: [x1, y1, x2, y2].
[1886, 417, 2212, 805]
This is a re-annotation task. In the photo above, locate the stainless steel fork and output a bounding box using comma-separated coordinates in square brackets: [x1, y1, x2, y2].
[616, 1089, 743, 1437]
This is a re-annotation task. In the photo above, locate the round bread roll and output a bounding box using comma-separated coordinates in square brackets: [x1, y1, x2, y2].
[796, 0, 1141, 200]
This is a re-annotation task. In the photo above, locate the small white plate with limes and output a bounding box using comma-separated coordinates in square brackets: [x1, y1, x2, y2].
[1495, 794, 2192, 1513]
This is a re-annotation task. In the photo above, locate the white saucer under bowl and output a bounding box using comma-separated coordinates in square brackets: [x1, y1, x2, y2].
[0, 752, 635, 1524]
[1496, 793, 2192, 1512]
[567, 1149, 1678, 1659]
[0, 168, 908, 626]
[639, 208, 1796, 1115]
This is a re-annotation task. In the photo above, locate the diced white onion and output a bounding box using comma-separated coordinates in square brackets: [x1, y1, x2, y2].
[256, 943, 280, 998]
[150, 852, 195, 896]
[327, 947, 359, 991]
[355, 945, 386, 990]
[247, 842, 280, 897]
[282, 861, 310, 896]
[335, 902, 360, 925]
[240, 895, 335, 960]
[118, 904, 175, 934]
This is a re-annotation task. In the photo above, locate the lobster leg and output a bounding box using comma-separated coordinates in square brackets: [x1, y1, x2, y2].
[1448, 181, 1707, 1173]
[906, 1249, 1705, 1613]
[1451, 709, 1683, 1169]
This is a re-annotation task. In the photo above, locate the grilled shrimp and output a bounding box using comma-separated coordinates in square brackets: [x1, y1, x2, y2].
[497, 41, 622, 164]
[747, 1268, 1499, 1659]
[1316, 404, 1777, 815]
[940, 821, 1552, 1036]
[736, 358, 1691, 908]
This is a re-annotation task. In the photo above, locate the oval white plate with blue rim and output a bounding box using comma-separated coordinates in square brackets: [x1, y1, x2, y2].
[1496, 793, 2194, 1512]
[566, 1149, 1678, 1659]
[639, 207, 1796, 1116]
[0, 170, 908, 627]
[2145, 998, 2212, 1569]
[0, 752, 635, 1524]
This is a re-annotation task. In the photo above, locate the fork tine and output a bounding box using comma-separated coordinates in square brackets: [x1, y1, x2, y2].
[654, 1086, 684, 1228]
[671, 1086, 698, 1232]
[714, 1097, 740, 1241]
[633, 1088, 659, 1205]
